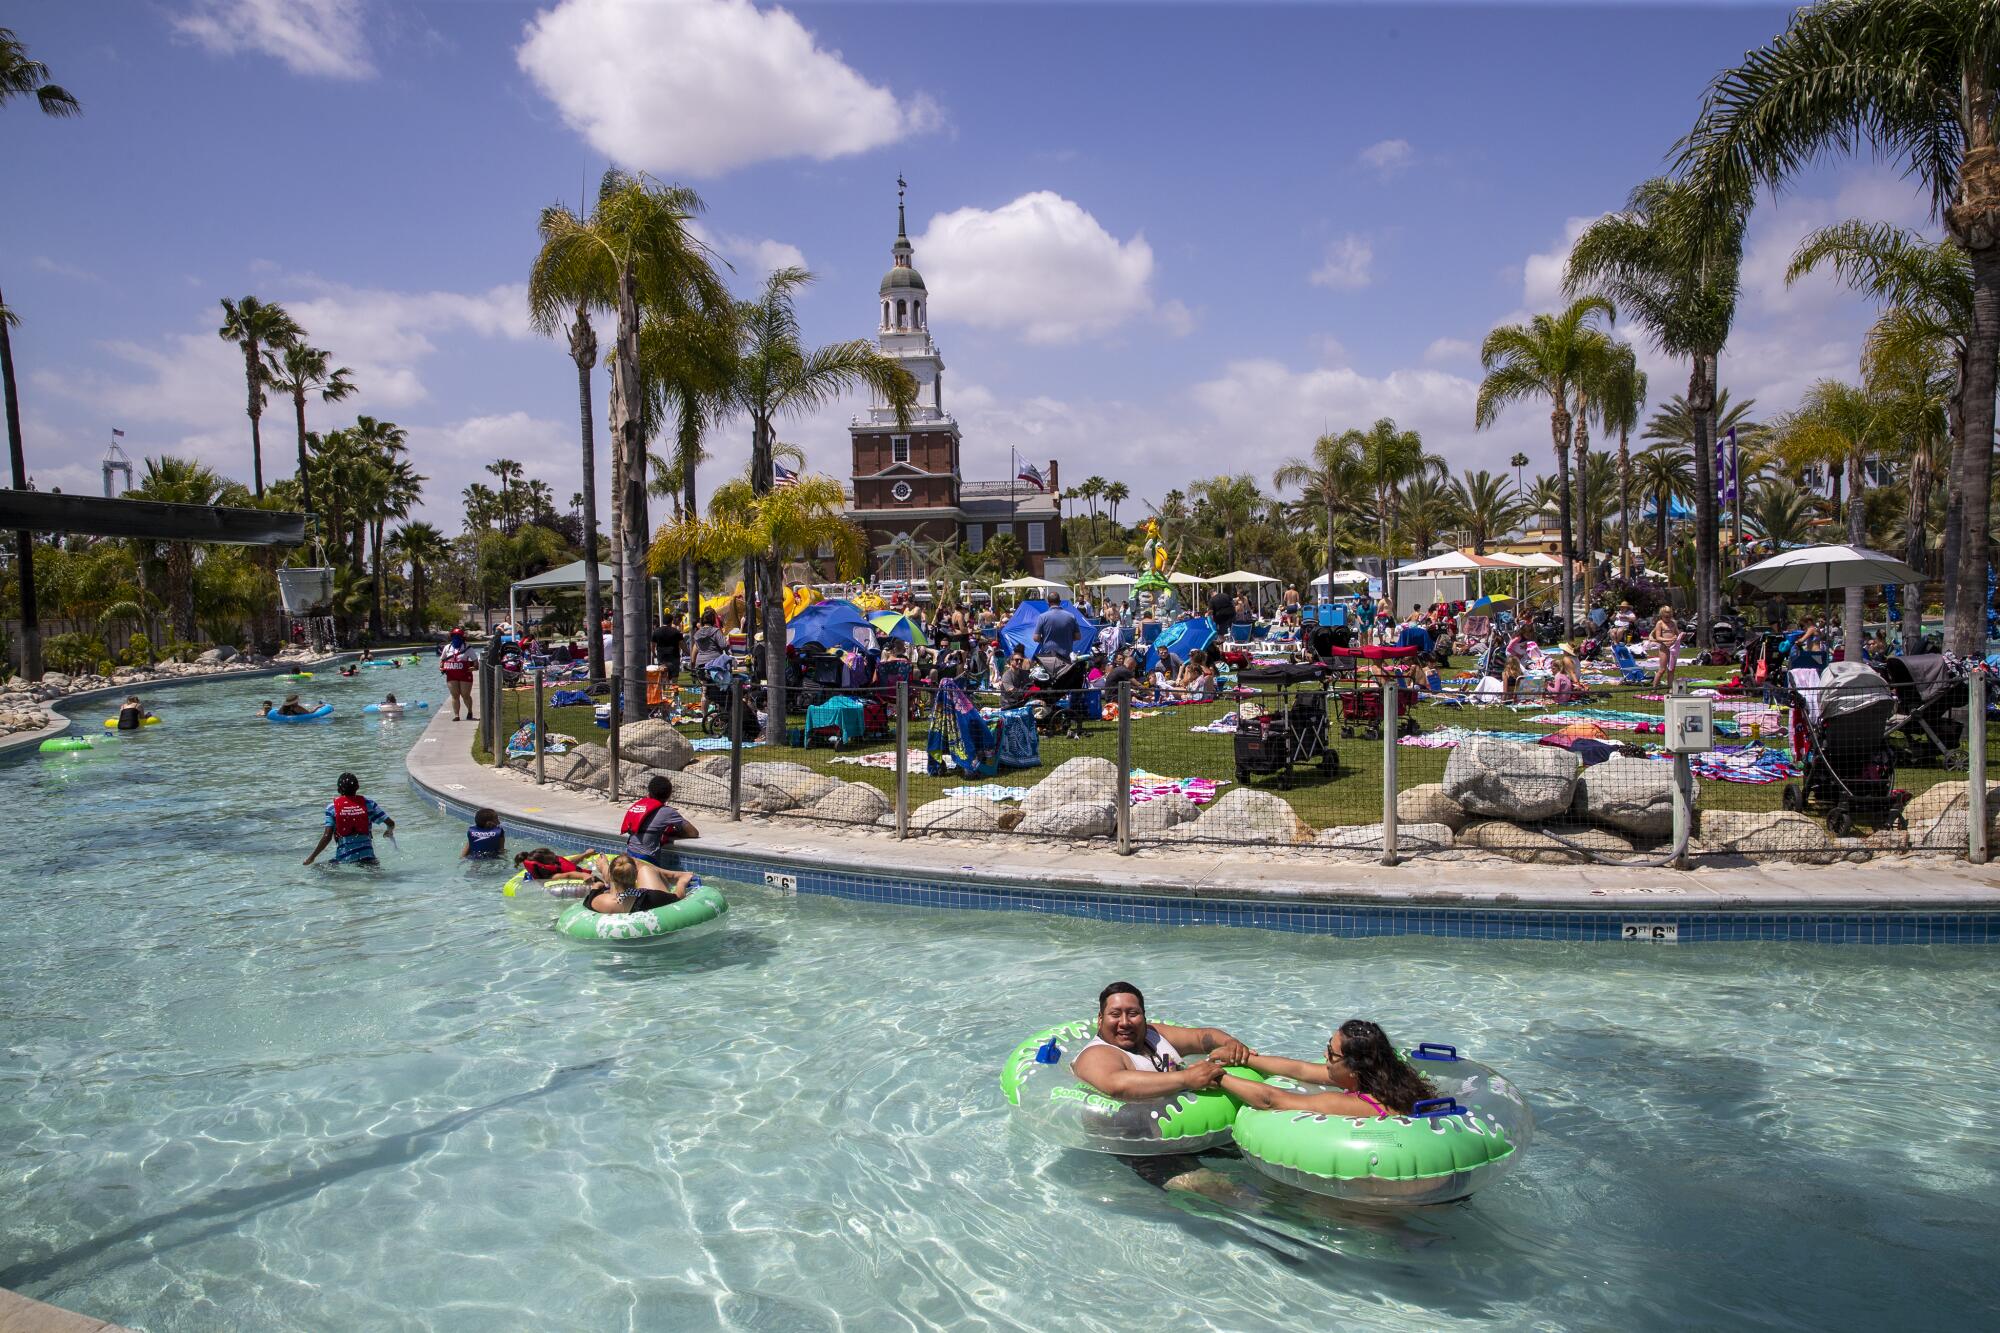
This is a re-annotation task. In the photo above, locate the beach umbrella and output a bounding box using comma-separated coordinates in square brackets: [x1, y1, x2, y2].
[1469, 594, 1513, 612]
[1731, 544, 1922, 594]
[870, 611, 928, 647]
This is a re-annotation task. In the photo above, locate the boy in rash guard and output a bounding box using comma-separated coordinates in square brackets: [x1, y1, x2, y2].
[462, 808, 506, 860]
[620, 774, 700, 866]
[305, 772, 395, 866]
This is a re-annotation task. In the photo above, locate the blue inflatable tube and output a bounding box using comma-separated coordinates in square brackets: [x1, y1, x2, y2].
[266, 704, 334, 723]
[362, 701, 429, 713]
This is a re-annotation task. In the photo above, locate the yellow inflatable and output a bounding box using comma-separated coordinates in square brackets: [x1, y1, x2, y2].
[104, 716, 161, 728]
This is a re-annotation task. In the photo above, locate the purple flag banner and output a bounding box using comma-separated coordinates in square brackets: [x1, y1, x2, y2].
[1716, 428, 1737, 505]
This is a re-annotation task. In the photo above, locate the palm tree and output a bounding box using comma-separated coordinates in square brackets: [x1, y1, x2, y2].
[1508, 452, 1530, 495]
[724, 266, 915, 723]
[1745, 477, 1816, 556]
[485, 458, 523, 533]
[1104, 480, 1129, 527]
[1273, 431, 1364, 595]
[1189, 474, 1264, 571]
[1453, 470, 1524, 555]
[1788, 219, 1974, 627]
[2, 27, 79, 680]
[1772, 377, 1900, 652]
[637, 305, 738, 627]
[260, 341, 354, 516]
[1635, 443, 1693, 575]
[527, 168, 730, 717]
[528, 221, 607, 681]
[1597, 344, 1647, 577]
[1867, 334, 1954, 647]
[1346, 417, 1439, 612]
[217, 296, 301, 498]
[126, 456, 236, 639]
[1395, 474, 1462, 562]
[1475, 297, 1617, 636]
[1675, 0, 2000, 654]
[389, 521, 450, 635]
[1565, 177, 1748, 647]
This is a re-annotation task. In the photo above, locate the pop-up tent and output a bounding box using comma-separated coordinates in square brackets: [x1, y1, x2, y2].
[999, 598, 1102, 656]
[1145, 615, 1215, 672]
[786, 598, 878, 653]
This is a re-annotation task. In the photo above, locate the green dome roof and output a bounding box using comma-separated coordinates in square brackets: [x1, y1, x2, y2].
[880, 266, 926, 293]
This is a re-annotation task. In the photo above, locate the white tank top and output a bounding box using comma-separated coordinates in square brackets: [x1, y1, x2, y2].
[1079, 1028, 1183, 1073]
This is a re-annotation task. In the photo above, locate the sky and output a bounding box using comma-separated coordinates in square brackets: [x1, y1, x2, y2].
[1, 0, 1945, 534]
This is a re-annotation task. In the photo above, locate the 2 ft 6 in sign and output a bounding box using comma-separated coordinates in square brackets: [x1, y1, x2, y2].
[1622, 923, 1679, 943]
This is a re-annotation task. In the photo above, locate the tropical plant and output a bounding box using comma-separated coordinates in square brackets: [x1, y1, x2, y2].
[1452, 470, 1525, 555]
[1596, 343, 1647, 577]
[1475, 297, 1618, 635]
[0, 26, 79, 118]
[1344, 417, 1440, 611]
[1634, 442, 1693, 574]
[1565, 177, 1748, 646]
[389, 521, 451, 636]
[1104, 480, 1129, 527]
[637, 304, 738, 621]
[1744, 477, 1818, 555]
[216, 296, 301, 498]
[261, 341, 354, 515]
[1674, 0, 2000, 654]
[1187, 474, 1265, 571]
[125, 456, 240, 639]
[1395, 474, 1462, 561]
[1273, 431, 1364, 592]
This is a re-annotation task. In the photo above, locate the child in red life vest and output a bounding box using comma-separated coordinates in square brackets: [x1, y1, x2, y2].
[621, 774, 700, 865]
[305, 772, 395, 866]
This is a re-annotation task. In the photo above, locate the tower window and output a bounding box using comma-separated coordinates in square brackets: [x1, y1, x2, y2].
[965, 524, 983, 553]
[895, 299, 906, 328]
[882, 300, 889, 327]
[891, 435, 910, 463]
[1027, 522, 1046, 553]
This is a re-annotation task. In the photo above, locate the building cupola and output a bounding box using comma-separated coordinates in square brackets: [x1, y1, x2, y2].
[880, 174, 928, 332]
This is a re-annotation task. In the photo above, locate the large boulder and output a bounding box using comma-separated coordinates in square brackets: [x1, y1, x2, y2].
[1396, 783, 1468, 832]
[1575, 757, 1689, 837]
[1316, 822, 1455, 853]
[39, 673, 71, 692]
[1130, 793, 1200, 836]
[616, 719, 695, 772]
[195, 646, 237, 665]
[806, 782, 891, 824]
[1188, 787, 1313, 844]
[1021, 756, 1120, 813]
[1692, 810, 1836, 859]
[1444, 739, 1581, 822]
[742, 761, 839, 806]
[554, 744, 607, 786]
[1457, 820, 1632, 863]
[663, 768, 735, 810]
[686, 754, 734, 779]
[1018, 799, 1117, 839]
[910, 796, 1004, 833]
[1901, 780, 2000, 851]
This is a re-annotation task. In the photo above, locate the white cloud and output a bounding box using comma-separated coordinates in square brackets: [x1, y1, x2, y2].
[1424, 337, 1476, 366]
[516, 0, 939, 176]
[913, 191, 1164, 344]
[1308, 235, 1373, 290]
[688, 222, 808, 289]
[1359, 138, 1412, 176]
[1518, 215, 1599, 310]
[174, 0, 374, 79]
[32, 257, 104, 285]
[1157, 299, 1197, 337]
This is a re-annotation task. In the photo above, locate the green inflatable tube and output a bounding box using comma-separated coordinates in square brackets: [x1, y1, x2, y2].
[1231, 1045, 1534, 1206]
[1001, 1019, 1265, 1156]
[40, 736, 93, 754]
[552, 882, 727, 942]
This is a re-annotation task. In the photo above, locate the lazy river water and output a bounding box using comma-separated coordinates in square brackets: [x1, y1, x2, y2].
[2, 668, 1996, 1330]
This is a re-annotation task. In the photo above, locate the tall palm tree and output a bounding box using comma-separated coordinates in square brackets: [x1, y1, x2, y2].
[1788, 219, 1974, 625]
[637, 305, 738, 627]
[527, 168, 730, 717]
[725, 266, 914, 723]
[1453, 470, 1525, 555]
[1474, 297, 1617, 636]
[485, 458, 523, 533]
[1597, 344, 1647, 577]
[1273, 431, 1363, 594]
[1508, 452, 1530, 495]
[1104, 480, 1129, 527]
[260, 341, 354, 516]
[1745, 477, 1816, 557]
[527, 230, 607, 680]
[1675, 0, 2000, 654]
[389, 521, 450, 635]
[1867, 334, 1954, 647]
[217, 296, 301, 498]
[1565, 177, 1748, 647]
[1635, 442, 1694, 574]
[1189, 474, 1264, 571]
[1346, 417, 1439, 613]
[126, 456, 236, 640]
[1395, 474, 1462, 562]
[2, 26, 79, 680]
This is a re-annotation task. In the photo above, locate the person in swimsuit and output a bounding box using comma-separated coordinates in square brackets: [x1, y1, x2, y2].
[579, 853, 695, 914]
[1217, 1019, 1436, 1118]
[1071, 981, 1254, 1100]
[115, 696, 155, 730]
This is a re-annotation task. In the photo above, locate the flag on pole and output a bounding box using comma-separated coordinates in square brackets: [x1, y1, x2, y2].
[1014, 455, 1046, 492]
[111, 428, 125, 438]
[773, 462, 799, 489]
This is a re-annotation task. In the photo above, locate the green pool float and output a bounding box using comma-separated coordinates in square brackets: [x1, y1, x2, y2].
[1231, 1044, 1534, 1206]
[551, 882, 727, 942]
[1001, 1019, 1265, 1155]
[39, 736, 93, 754]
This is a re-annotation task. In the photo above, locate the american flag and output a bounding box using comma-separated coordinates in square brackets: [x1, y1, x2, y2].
[1015, 459, 1046, 492]
[773, 462, 799, 489]
[111, 428, 124, 438]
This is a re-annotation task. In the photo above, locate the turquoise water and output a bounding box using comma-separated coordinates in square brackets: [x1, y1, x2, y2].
[3, 670, 1997, 1330]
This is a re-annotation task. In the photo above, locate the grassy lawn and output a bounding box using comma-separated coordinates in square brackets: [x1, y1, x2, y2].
[477, 665, 1990, 831]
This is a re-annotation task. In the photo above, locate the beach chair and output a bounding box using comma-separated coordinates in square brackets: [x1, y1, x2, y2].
[1610, 642, 1648, 684]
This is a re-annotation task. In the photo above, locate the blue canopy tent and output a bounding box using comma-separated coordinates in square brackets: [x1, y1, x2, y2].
[1144, 615, 1215, 672]
[786, 599, 878, 654]
[999, 599, 1101, 657]
[1641, 496, 1695, 520]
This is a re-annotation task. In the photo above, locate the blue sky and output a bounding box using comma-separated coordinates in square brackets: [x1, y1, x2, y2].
[3, 1, 1940, 529]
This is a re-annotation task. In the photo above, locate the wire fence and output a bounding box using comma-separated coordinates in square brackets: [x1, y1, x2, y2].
[473, 650, 1995, 865]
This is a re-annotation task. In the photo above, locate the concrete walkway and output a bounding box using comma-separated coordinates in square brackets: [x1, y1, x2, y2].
[0, 1287, 128, 1332]
[407, 709, 2000, 916]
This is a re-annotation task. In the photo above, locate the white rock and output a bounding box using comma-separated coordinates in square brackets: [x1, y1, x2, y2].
[1316, 821, 1456, 852]
[616, 719, 695, 772]
[1191, 787, 1314, 843]
[1444, 738, 1581, 821]
[1396, 783, 1469, 831]
[806, 782, 891, 824]
[1576, 757, 1691, 837]
[1129, 793, 1200, 835]
[1018, 800, 1116, 838]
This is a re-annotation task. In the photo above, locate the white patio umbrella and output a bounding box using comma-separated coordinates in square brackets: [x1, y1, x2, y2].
[1208, 569, 1279, 584]
[1166, 571, 1208, 585]
[1731, 544, 1921, 594]
[1084, 573, 1137, 587]
[1310, 569, 1373, 588]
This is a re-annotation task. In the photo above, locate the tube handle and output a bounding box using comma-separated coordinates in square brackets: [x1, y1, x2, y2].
[1412, 1043, 1460, 1062]
[1412, 1097, 1468, 1119]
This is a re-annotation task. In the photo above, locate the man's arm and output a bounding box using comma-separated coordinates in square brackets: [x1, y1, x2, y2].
[1073, 1046, 1224, 1100]
[1153, 1023, 1254, 1066]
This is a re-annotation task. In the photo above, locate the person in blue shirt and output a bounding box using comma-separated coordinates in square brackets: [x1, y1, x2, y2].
[462, 808, 506, 861]
[1395, 613, 1432, 655]
[1033, 601, 1081, 659]
[304, 772, 394, 866]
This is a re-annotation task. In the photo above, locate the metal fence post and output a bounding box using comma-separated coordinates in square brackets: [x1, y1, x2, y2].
[1117, 680, 1133, 855]
[1970, 669, 1988, 864]
[729, 678, 744, 822]
[1671, 753, 1694, 869]
[533, 668, 546, 785]
[895, 681, 911, 839]
[1380, 676, 1399, 866]
[607, 672, 622, 800]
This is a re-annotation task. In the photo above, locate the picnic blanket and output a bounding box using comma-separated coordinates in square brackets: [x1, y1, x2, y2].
[1188, 711, 1239, 734]
[688, 736, 765, 752]
[830, 748, 928, 770]
[1399, 728, 1798, 784]
[505, 723, 576, 758]
[1127, 768, 1227, 806]
[940, 783, 1031, 803]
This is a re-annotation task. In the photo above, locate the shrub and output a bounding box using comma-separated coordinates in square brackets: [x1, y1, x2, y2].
[43, 633, 108, 675]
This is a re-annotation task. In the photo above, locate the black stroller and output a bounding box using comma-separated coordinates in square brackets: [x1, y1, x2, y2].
[1878, 653, 1969, 769]
[1781, 662, 1908, 835]
[1029, 654, 1093, 738]
[1234, 662, 1338, 787]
